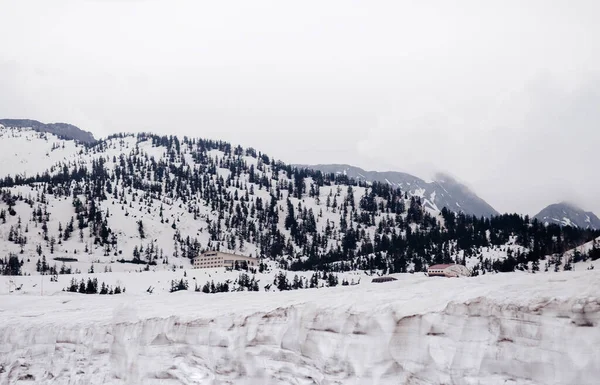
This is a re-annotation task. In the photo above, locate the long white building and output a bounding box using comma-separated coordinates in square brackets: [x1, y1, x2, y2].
[192, 251, 258, 270]
[427, 264, 471, 277]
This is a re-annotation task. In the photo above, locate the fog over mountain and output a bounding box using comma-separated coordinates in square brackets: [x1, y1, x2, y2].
[2, 87, 600, 385]
[4, 115, 599, 227]
[1, 1, 600, 216]
[296, 164, 499, 218]
[534, 202, 600, 230]
[2, 2, 600, 384]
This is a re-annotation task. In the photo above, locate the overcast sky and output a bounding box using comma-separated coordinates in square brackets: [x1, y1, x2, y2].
[1, 0, 599, 215]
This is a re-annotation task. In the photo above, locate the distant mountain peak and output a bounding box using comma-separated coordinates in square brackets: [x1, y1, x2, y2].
[534, 202, 600, 229]
[295, 164, 499, 217]
[0, 118, 96, 143]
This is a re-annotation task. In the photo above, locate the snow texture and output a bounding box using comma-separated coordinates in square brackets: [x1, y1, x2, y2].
[1, 270, 599, 385]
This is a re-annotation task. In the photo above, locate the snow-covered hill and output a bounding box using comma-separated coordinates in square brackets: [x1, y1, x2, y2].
[0, 127, 82, 178]
[296, 164, 499, 217]
[1, 124, 599, 385]
[534, 202, 600, 230]
[1, 270, 599, 385]
[545, 235, 600, 272]
[0, 124, 598, 282]
[0, 126, 413, 278]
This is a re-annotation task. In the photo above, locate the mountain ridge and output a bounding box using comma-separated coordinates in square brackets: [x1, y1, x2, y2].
[0, 118, 96, 143]
[2, 119, 597, 230]
[0, 125, 598, 283]
[295, 163, 500, 218]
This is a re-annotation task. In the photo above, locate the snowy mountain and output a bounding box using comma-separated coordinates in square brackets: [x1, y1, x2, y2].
[0, 119, 96, 143]
[534, 202, 600, 229]
[1, 123, 599, 385]
[0, 123, 598, 283]
[295, 164, 499, 217]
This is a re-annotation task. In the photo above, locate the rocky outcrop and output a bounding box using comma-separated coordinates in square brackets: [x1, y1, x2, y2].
[0, 119, 96, 143]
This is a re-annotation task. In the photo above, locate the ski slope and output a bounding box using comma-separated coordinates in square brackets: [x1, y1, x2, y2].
[1, 270, 599, 385]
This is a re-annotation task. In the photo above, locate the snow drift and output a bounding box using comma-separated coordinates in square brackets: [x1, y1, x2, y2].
[1, 271, 599, 385]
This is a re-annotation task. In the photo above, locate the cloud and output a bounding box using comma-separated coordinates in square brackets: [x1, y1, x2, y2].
[1, 0, 599, 216]
[352, 71, 600, 215]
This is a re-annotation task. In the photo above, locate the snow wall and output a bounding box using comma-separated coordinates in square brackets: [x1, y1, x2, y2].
[1, 295, 599, 385]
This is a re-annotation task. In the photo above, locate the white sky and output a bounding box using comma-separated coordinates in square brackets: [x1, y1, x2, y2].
[1, 0, 599, 215]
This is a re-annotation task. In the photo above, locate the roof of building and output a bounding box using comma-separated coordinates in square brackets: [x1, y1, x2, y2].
[372, 276, 398, 283]
[195, 251, 257, 259]
[428, 264, 456, 270]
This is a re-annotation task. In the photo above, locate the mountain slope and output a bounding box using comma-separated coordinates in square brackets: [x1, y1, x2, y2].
[0, 125, 598, 283]
[534, 202, 600, 229]
[1, 126, 599, 385]
[296, 164, 499, 217]
[0, 119, 96, 143]
[548, 235, 600, 272]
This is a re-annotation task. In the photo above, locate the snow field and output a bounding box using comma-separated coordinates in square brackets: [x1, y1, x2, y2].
[1, 270, 599, 384]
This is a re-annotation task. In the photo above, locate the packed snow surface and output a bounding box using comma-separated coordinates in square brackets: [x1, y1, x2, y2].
[1, 270, 600, 385]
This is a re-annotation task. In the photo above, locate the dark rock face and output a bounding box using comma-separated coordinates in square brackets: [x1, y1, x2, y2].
[296, 164, 499, 217]
[0, 119, 96, 143]
[534, 202, 600, 229]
